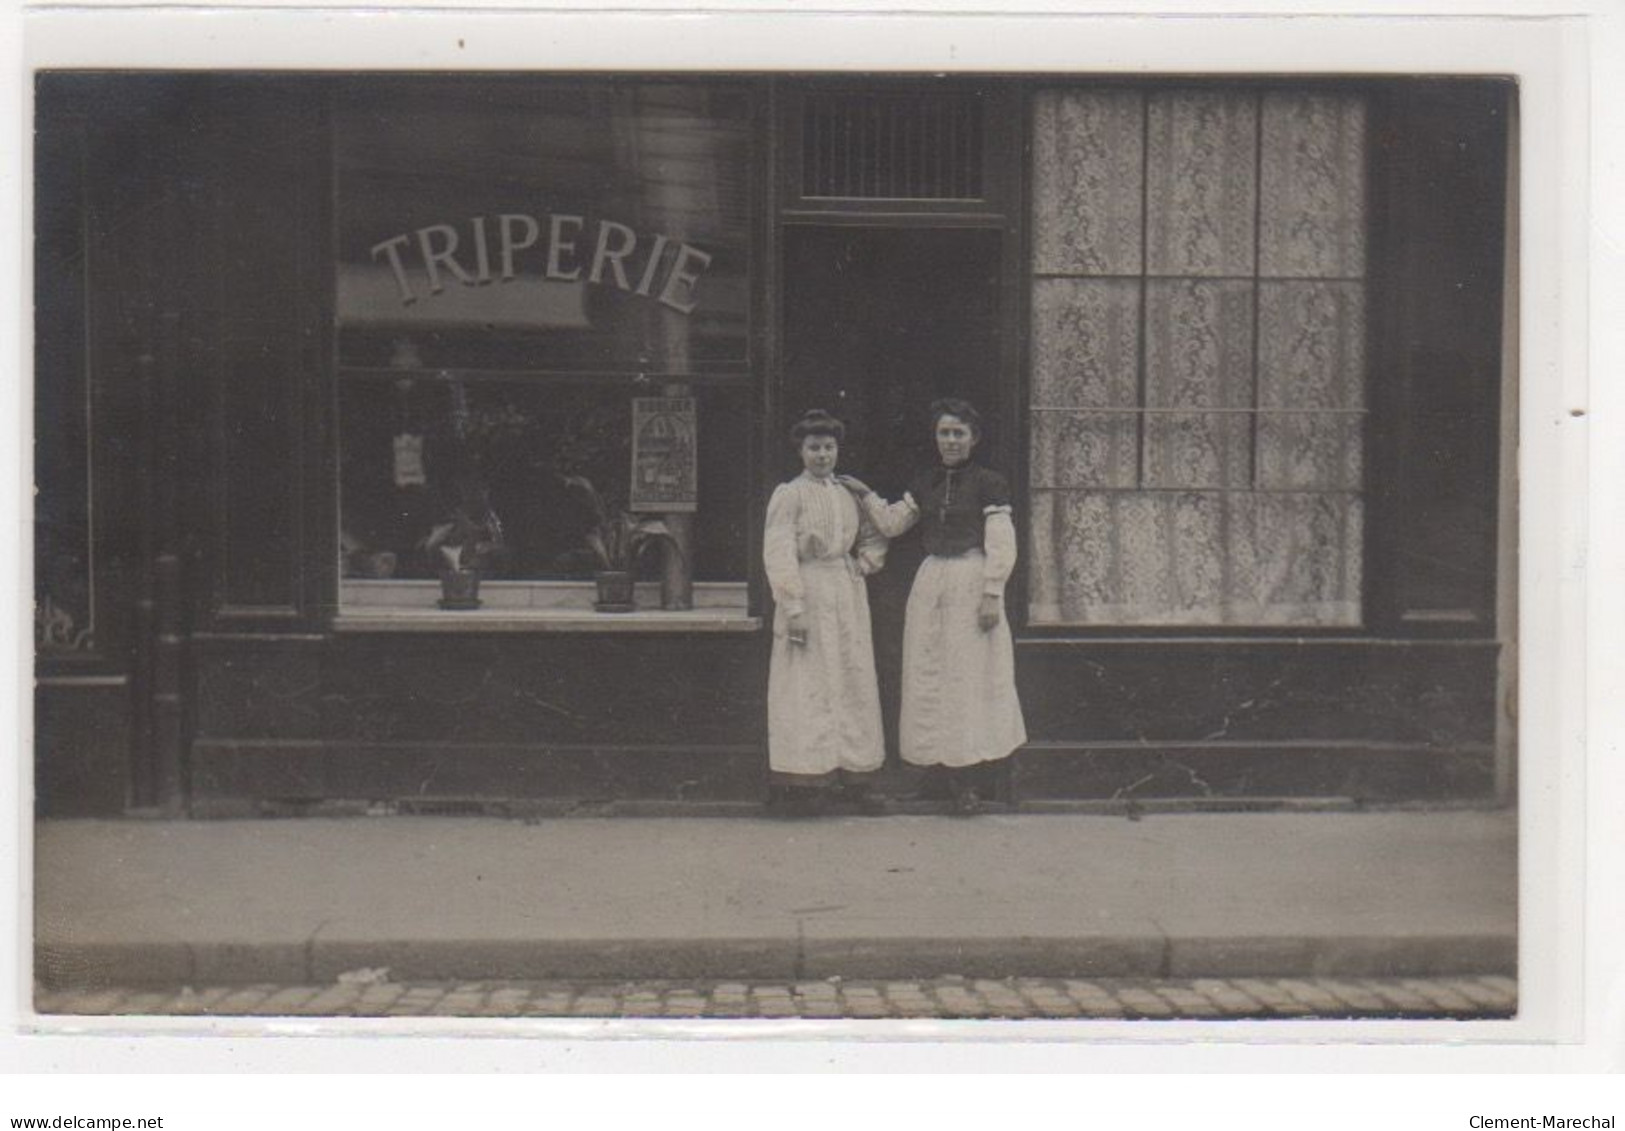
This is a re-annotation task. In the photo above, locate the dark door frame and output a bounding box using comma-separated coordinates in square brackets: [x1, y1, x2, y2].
[760, 76, 1027, 614]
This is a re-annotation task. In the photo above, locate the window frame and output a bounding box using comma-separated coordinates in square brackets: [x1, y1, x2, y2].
[326, 74, 767, 619]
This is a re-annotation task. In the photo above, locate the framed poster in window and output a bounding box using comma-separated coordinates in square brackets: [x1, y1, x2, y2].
[630, 396, 698, 513]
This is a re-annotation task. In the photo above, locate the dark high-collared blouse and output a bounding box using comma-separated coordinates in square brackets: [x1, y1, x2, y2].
[905, 463, 1013, 559]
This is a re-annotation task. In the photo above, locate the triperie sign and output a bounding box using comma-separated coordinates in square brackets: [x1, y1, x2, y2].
[370, 214, 713, 314]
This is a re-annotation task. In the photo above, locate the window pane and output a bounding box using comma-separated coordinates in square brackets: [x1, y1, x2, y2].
[1235, 493, 1363, 625]
[1143, 279, 1254, 487]
[1030, 412, 1139, 488]
[1031, 90, 1143, 276]
[1257, 281, 1365, 409]
[1143, 414, 1252, 489]
[335, 82, 752, 375]
[1030, 278, 1140, 408]
[1145, 280, 1254, 407]
[1256, 413, 1363, 490]
[1146, 90, 1258, 276]
[1028, 489, 1362, 626]
[1255, 280, 1365, 493]
[1259, 91, 1367, 279]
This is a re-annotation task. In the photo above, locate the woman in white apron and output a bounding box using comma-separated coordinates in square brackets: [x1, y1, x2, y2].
[839, 398, 1027, 813]
[763, 410, 889, 813]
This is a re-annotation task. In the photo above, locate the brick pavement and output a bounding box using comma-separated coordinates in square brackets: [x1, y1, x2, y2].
[31, 975, 1517, 1021]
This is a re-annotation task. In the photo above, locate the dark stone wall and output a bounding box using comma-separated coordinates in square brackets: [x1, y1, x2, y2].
[35, 686, 131, 817]
[1018, 641, 1497, 747]
[189, 633, 771, 806]
[185, 634, 1493, 806]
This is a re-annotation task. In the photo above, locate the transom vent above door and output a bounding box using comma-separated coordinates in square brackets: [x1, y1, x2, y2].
[801, 92, 985, 201]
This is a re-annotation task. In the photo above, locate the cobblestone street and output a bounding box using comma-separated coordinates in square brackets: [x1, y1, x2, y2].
[33, 975, 1517, 1021]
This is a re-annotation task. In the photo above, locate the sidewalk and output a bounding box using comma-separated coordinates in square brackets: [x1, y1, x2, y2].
[32, 810, 1516, 988]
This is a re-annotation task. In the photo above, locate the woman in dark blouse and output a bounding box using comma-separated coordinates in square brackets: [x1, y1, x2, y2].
[840, 398, 1027, 812]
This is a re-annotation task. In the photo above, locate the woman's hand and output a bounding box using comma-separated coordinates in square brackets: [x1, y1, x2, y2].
[834, 474, 872, 497]
[787, 611, 808, 646]
[977, 594, 1002, 632]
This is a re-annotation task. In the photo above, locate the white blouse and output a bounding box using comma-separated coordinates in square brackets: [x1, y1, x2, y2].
[763, 473, 889, 617]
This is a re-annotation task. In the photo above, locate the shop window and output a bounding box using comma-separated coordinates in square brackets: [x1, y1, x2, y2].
[1027, 88, 1366, 627]
[333, 81, 754, 602]
[338, 377, 748, 584]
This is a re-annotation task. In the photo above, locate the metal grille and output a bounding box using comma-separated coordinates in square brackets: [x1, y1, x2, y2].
[801, 93, 984, 200]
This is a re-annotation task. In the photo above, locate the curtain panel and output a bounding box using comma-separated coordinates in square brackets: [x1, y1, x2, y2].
[1028, 88, 1366, 627]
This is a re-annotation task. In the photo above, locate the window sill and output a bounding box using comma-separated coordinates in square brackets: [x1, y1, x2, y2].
[334, 580, 760, 633]
[332, 608, 762, 634]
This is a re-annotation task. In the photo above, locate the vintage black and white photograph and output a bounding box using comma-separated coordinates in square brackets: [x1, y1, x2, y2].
[26, 45, 1535, 1031]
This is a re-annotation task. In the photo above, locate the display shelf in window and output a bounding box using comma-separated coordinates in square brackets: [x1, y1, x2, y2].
[333, 581, 758, 633]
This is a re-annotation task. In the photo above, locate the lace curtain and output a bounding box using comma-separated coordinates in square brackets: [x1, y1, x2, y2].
[1027, 88, 1365, 627]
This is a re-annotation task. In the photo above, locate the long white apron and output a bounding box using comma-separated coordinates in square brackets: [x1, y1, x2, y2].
[899, 550, 1028, 768]
[763, 475, 887, 778]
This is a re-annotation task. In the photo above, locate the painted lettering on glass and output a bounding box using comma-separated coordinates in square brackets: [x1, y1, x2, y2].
[370, 213, 712, 314]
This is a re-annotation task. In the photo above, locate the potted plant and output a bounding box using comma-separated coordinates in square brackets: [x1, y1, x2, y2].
[564, 475, 682, 613]
[422, 485, 505, 610]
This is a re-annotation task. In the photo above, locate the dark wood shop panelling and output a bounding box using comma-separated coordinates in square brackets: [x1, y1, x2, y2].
[189, 634, 770, 807]
[35, 686, 132, 817]
[1366, 79, 1510, 634]
[34, 78, 332, 815]
[188, 78, 331, 633]
[176, 80, 336, 811]
[1011, 640, 1498, 801]
[34, 79, 163, 815]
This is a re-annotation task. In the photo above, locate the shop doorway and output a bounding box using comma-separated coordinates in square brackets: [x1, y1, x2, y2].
[781, 225, 1005, 791]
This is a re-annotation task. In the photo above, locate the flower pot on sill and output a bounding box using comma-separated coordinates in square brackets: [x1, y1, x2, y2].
[438, 567, 482, 610]
[593, 569, 636, 613]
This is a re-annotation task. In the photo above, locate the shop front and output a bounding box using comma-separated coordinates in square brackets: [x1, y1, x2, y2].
[33, 73, 1514, 815]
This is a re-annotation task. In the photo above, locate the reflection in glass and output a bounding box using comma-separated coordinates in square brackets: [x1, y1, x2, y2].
[335, 82, 752, 375]
[339, 377, 748, 583]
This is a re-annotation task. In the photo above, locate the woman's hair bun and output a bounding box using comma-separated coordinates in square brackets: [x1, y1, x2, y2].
[791, 409, 846, 443]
